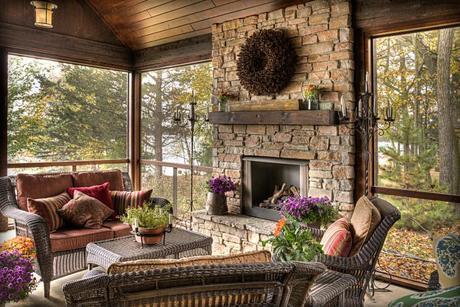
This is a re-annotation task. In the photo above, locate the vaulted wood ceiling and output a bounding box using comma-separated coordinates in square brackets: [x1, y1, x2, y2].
[85, 0, 302, 50]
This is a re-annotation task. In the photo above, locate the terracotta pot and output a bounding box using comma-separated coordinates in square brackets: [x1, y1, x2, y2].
[206, 192, 228, 215]
[134, 226, 165, 245]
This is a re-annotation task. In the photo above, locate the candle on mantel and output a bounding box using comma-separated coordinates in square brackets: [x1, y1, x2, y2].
[358, 98, 363, 118]
[340, 95, 347, 117]
[386, 104, 394, 121]
[373, 96, 378, 118]
[364, 72, 369, 93]
[205, 105, 210, 121]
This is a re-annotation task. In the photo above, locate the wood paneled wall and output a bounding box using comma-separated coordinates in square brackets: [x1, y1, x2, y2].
[0, 0, 132, 69]
[134, 34, 211, 71]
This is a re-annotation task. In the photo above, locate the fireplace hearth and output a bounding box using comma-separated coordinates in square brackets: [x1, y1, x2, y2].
[242, 157, 309, 221]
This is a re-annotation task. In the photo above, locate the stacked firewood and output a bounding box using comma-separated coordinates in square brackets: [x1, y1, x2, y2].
[259, 183, 300, 210]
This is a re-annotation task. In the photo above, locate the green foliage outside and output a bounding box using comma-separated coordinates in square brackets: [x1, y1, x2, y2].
[140, 63, 213, 218]
[7, 55, 128, 163]
[375, 28, 460, 231]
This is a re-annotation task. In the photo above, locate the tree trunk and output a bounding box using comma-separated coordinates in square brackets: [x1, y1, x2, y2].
[436, 28, 457, 194]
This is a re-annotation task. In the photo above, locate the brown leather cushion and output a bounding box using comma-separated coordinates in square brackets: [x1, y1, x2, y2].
[349, 196, 381, 256]
[50, 227, 113, 253]
[16, 173, 73, 211]
[72, 170, 124, 191]
[108, 250, 272, 274]
[102, 220, 131, 238]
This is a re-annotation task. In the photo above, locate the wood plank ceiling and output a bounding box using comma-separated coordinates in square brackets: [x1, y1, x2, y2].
[85, 0, 302, 50]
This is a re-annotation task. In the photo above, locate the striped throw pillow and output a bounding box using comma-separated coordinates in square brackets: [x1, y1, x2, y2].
[110, 190, 152, 216]
[320, 217, 353, 257]
[27, 192, 71, 232]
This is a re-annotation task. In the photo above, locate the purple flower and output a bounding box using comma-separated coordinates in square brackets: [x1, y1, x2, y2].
[280, 196, 336, 225]
[208, 175, 236, 194]
[0, 250, 37, 303]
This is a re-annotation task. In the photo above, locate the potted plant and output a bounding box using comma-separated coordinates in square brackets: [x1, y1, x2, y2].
[263, 216, 323, 262]
[280, 196, 337, 228]
[120, 204, 171, 245]
[206, 175, 236, 215]
[302, 84, 320, 110]
[0, 236, 36, 261]
[0, 250, 37, 306]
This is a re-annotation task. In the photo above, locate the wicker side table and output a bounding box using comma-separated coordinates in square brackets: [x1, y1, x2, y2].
[86, 228, 213, 270]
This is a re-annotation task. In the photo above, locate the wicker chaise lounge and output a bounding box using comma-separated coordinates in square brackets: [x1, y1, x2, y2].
[0, 171, 169, 298]
[306, 196, 401, 306]
[63, 261, 328, 306]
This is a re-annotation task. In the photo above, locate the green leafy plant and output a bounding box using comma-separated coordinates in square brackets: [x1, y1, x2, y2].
[263, 216, 323, 262]
[120, 204, 170, 229]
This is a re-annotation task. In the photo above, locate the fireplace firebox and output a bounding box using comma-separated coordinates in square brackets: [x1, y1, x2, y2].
[242, 157, 309, 221]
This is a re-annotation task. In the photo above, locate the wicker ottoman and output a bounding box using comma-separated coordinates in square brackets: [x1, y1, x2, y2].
[86, 228, 213, 270]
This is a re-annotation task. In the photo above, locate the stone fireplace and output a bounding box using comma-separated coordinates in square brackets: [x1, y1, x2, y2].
[193, 0, 355, 254]
[242, 157, 308, 221]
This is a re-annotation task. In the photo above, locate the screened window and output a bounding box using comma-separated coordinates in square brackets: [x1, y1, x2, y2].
[7, 55, 129, 174]
[140, 62, 212, 219]
[373, 27, 460, 285]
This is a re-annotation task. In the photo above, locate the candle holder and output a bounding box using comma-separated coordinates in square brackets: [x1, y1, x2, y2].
[339, 74, 395, 195]
[339, 92, 395, 139]
[173, 91, 210, 229]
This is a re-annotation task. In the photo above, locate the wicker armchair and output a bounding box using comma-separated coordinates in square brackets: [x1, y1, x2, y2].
[0, 172, 168, 298]
[305, 197, 401, 306]
[63, 261, 327, 307]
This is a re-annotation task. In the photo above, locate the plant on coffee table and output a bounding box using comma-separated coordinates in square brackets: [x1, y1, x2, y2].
[120, 204, 171, 244]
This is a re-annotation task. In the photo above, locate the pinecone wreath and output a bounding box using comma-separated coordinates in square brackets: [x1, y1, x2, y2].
[237, 29, 297, 96]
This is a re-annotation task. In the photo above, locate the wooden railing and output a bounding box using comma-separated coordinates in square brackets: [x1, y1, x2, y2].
[140, 159, 213, 215]
[7, 159, 130, 172]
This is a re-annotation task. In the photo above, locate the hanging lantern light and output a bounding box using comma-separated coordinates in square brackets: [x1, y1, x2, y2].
[30, 1, 58, 29]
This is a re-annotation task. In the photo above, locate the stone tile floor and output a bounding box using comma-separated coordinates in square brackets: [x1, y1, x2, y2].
[1, 229, 416, 306]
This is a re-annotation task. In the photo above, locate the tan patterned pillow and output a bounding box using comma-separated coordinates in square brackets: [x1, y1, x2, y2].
[349, 196, 381, 256]
[108, 250, 272, 274]
[58, 191, 114, 229]
[110, 190, 152, 216]
[27, 192, 71, 232]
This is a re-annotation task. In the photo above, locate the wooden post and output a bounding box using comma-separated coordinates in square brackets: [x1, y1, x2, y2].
[129, 71, 142, 190]
[0, 48, 7, 177]
[172, 167, 178, 216]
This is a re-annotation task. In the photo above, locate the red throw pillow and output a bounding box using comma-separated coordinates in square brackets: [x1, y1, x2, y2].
[67, 182, 113, 211]
[320, 217, 353, 257]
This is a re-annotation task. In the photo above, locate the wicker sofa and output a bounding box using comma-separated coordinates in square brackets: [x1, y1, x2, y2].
[0, 170, 168, 298]
[63, 261, 330, 307]
[306, 196, 401, 306]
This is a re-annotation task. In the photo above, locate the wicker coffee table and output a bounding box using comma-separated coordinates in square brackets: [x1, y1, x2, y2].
[86, 228, 213, 270]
